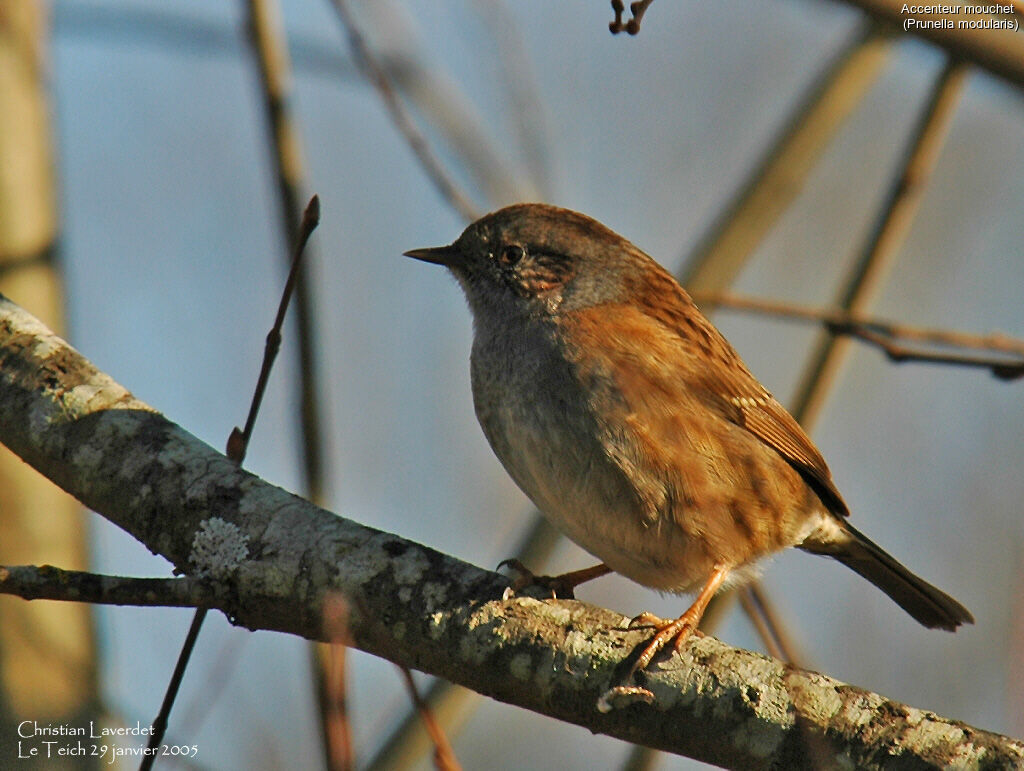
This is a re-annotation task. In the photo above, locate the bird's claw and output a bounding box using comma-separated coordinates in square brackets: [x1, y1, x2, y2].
[497, 558, 577, 599]
[597, 684, 654, 713]
[627, 611, 666, 629]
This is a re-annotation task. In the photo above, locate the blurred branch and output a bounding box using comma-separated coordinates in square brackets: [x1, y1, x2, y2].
[243, 6, 342, 765]
[53, 3, 361, 80]
[692, 289, 1024, 380]
[620, 744, 660, 771]
[367, 679, 473, 771]
[790, 59, 968, 425]
[683, 23, 893, 301]
[833, 0, 1024, 90]
[0, 0, 98, 740]
[738, 584, 807, 666]
[1, 295, 1021, 769]
[329, 0, 481, 221]
[468, 0, 553, 198]
[357, 0, 544, 205]
[0, 566, 214, 607]
[52, 2, 537, 207]
[323, 596, 356, 771]
[397, 668, 461, 771]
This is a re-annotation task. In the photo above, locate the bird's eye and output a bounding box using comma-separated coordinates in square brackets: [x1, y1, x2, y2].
[498, 244, 525, 266]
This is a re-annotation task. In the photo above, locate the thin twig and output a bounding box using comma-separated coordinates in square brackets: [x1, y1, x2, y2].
[740, 584, 807, 666]
[398, 668, 462, 771]
[226, 196, 322, 462]
[323, 595, 356, 771]
[691, 289, 1024, 380]
[0, 565, 215, 607]
[241, 0, 327, 500]
[330, 0, 481, 222]
[326, 9, 489, 763]
[141, 609, 207, 770]
[469, 0, 553, 198]
[738, 589, 787, 662]
[366, 679, 473, 771]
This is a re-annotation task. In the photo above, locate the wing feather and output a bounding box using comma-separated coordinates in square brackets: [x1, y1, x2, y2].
[615, 265, 849, 517]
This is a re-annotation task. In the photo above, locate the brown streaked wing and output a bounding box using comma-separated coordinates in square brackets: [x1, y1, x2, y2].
[625, 265, 849, 517]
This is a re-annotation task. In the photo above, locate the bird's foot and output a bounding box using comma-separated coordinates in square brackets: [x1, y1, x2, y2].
[498, 559, 596, 600]
[597, 609, 705, 712]
[626, 607, 704, 676]
[599, 565, 730, 711]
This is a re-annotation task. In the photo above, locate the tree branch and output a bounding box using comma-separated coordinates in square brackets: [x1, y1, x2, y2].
[691, 289, 1024, 380]
[1, 293, 1021, 769]
[0, 565, 215, 607]
[329, 0, 481, 222]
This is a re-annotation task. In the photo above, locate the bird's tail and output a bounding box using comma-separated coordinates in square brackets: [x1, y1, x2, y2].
[800, 520, 973, 631]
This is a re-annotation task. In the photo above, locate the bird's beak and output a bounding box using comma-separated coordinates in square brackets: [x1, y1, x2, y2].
[404, 243, 462, 267]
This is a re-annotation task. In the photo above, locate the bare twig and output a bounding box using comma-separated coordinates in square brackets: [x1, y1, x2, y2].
[0, 565, 215, 607]
[245, 6, 347, 764]
[398, 668, 462, 771]
[142, 609, 207, 770]
[227, 195, 322, 462]
[691, 290, 1024, 380]
[242, 0, 327, 499]
[726, 63, 971, 711]
[683, 36, 961, 704]
[366, 679, 473, 771]
[739, 584, 808, 667]
[330, 0, 481, 222]
[469, 0, 553, 198]
[609, 0, 655, 35]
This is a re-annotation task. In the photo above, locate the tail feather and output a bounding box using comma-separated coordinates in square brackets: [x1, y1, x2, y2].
[800, 520, 973, 631]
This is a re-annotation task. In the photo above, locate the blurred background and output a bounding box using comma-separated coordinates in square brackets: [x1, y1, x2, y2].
[1, 0, 1022, 768]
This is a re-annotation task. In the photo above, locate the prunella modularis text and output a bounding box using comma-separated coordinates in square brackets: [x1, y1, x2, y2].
[406, 203, 972, 683]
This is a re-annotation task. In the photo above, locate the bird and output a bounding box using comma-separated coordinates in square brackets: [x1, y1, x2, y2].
[405, 202, 972, 682]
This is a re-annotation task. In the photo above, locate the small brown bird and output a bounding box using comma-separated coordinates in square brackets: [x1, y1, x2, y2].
[406, 203, 972, 679]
